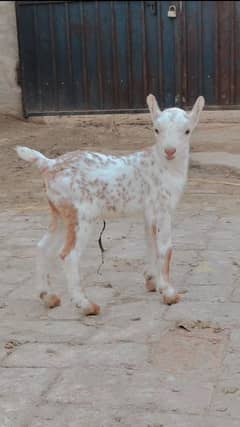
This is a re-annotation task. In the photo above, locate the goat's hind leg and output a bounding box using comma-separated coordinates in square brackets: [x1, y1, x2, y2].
[63, 220, 100, 316]
[36, 223, 64, 309]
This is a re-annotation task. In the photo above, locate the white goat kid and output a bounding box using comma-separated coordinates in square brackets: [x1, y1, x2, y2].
[16, 94, 204, 315]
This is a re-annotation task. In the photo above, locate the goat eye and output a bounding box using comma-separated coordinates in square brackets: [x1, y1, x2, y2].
[185, 129, 190, 135]
[155, 129, 159, 134]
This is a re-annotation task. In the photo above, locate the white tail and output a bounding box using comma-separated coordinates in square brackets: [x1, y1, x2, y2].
[15, 146, 53, 170]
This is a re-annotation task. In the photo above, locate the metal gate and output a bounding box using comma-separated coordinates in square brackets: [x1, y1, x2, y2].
[16, 1, 240, 116]
[182, 1, 240, 107]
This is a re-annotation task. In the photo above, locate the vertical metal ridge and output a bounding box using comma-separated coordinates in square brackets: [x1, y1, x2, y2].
[155, 1, 160, 102]
[141, 1, 148, 99]
[215, 1, 220, 104]
[96, 1, 103, 109]
[80, 1, 89, 107]
[127, 1, 132, 107]
[199, 1, 203, 96]
[158, 2, 164, 106]
[183, 1, 189, 104]
[227, 1, 231, 104]
[49, 3, 58, 110]
[175, 0, 183, 106]
[111, 0, 119, 107]
[231, 0, 235, 104]
[65, 2, 73, 106]
[33, 4, 42, 111]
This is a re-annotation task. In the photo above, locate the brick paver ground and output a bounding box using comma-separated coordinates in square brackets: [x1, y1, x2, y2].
[1, 182, 240, 427]
[1, 114, 240, 426]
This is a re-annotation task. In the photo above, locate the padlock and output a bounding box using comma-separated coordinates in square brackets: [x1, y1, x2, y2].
[168, 5, 177, 18]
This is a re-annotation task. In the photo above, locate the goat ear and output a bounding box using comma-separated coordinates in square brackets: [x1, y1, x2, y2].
[146, 94, 161, 121]
[190, 96, 205, 126]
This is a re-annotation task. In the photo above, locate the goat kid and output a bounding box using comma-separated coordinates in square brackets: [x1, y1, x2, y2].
[16, 94, 204, 315]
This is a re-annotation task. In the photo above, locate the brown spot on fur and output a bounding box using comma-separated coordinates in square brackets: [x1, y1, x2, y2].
[60, 222, 76, 260]
[145, 276, 156, 292]
[58, 203, 78, 259]
[40, 292, 61, 308]
[152, 224, 157, 238]
[48, 200, 78, 259]
[40, 291, 47, 300]
[48, 199, 60, 232]
[163, 293, 180, 305]
[164, 248, 172, 282]
[83, 302, 100, 316]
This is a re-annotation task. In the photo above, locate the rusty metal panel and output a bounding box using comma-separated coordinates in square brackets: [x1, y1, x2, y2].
[16, 1, 240, 115]
[217, 1, 233, 105]
[16, 0, 179, 116]
[182, 1, 215, 106]
[182, 1, 203, 105]
[201, 1, 216, 104]
[234, 1, 240, 104]
[182, 1, 240, 107]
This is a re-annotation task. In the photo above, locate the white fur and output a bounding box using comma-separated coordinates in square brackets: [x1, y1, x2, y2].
[15, 146, 54, 170]
[16, 95, 204, 314]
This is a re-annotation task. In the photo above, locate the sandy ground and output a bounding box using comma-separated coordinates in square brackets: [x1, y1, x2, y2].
[1, 113, 240, 426]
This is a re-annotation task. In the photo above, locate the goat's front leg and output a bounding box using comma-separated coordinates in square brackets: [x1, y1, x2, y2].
[153, 213, 180, 305]
[144, 221, 158, 292]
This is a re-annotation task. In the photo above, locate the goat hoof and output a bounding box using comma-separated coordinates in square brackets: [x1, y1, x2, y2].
[145, 276, 157, 292]
[163, 292, 181, 305]
[83, 303, 100, 316]
[40, 292, 61, 309]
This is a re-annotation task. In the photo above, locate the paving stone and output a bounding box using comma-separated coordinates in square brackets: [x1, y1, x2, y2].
[0, 319, 91, 345]
[46, 366, 214, 415]
[229, 329, 240, 350]
[164, 301, 240, 327]
[187, 284, 230, 302]
[2, 341, 149, 369]
[150, 328, 226, 381]
[0, 367, 57, 427]
[29, 404, 204, 427]
[210, 376, 240, 418]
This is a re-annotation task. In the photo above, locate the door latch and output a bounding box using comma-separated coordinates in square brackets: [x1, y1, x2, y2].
[147, 1, 157, 16]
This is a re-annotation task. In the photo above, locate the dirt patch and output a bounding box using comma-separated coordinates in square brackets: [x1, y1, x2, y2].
[176, 319, 224, 333]
[151, 327, 227, 377]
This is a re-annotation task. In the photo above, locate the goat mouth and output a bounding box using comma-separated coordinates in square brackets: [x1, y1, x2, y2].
[165, 154, 176, 161]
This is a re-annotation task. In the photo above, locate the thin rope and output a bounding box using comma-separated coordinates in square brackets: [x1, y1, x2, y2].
[97, 220, 106, 274]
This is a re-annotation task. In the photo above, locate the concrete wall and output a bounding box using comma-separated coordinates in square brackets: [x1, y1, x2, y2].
[0, 2, 21, 115]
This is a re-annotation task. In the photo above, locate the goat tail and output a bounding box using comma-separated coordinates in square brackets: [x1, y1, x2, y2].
[15, 146, 54, 171]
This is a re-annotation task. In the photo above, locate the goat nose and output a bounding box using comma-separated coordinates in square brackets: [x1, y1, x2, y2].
[164, 148, 176, 158]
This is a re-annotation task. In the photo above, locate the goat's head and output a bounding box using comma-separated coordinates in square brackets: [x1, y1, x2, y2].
[147, 94, 205, 161]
